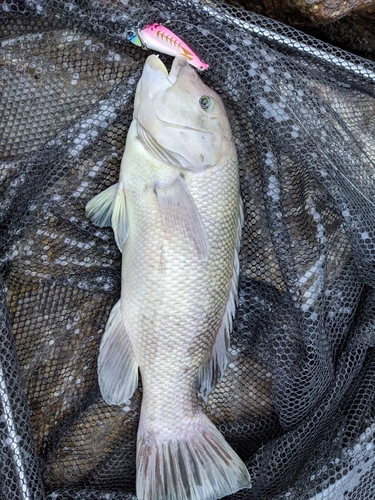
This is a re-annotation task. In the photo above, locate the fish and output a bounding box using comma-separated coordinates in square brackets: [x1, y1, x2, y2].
[85, 55, 251, 500]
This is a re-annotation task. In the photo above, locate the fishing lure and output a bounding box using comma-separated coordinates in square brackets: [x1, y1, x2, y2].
[127, 23, 209, 71]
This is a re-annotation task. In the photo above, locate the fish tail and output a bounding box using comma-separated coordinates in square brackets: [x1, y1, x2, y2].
[136, 412, 251, 500]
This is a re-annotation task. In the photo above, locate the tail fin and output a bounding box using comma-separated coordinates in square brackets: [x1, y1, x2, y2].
[136, 413, 251, 500]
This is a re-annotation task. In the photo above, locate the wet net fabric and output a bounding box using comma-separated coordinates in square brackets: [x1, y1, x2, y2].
[1, 1, 375, 499]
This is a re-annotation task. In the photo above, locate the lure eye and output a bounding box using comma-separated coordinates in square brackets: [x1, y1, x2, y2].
[199, 95, 212, 110]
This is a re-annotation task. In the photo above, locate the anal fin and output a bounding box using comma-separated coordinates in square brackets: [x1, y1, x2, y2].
[98, 299, 138, 405]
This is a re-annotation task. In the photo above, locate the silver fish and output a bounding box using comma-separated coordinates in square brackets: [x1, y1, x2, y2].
[86, 55, 251, 500]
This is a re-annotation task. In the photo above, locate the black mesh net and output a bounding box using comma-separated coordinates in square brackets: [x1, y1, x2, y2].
[1, 1, 375, 499]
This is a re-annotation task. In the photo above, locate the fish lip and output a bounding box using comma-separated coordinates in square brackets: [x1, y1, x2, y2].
[143, 55, 189, 84]
[168, 56, 189, 84]
[144, 54, 168, 76]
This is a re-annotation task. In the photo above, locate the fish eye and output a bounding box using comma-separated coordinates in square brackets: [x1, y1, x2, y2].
[199, 95, 212, 110]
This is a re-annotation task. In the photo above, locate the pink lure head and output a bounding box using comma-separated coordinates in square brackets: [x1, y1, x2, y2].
[138, 23, 209, 71]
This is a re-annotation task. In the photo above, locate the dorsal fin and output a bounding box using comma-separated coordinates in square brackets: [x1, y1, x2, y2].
[197, 199, 243, 401]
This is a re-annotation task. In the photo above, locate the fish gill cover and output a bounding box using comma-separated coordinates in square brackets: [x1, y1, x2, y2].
[1, 1, 375, 499]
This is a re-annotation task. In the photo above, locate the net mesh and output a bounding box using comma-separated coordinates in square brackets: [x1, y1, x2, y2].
[1, 1, 375, 499]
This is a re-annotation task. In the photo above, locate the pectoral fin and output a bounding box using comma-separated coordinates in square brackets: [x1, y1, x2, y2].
[98, 300, 138, 405]
[156, 176, 209, 260]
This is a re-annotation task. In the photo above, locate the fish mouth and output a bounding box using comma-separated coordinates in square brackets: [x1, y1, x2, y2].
[143, 55, 189, 84]
[133, 56, 189, 128]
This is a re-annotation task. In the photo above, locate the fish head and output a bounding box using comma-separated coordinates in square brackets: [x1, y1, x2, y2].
[134, 55, 233, 172]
